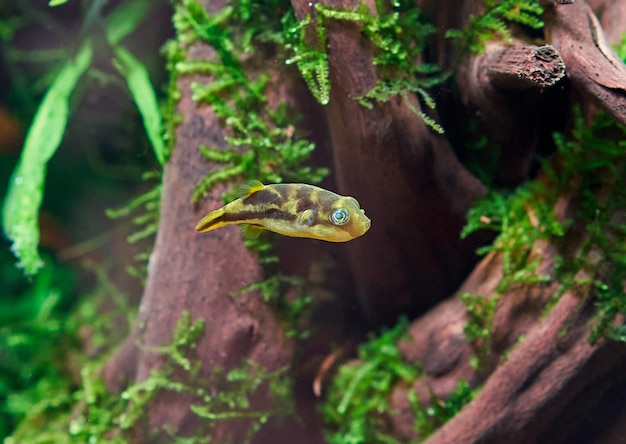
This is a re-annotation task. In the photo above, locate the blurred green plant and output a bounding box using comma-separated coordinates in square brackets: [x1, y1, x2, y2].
[1, 0, 165, 276]
[0, 243, 76, 438]
[106, 172, 162, 284]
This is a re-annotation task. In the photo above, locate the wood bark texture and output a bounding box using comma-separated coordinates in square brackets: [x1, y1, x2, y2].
[390, 0, 626, 442]
[100, 1, 293, 441]
[292, 0, 489, 325]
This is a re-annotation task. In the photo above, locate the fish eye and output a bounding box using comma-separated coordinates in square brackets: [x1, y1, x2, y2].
[330, 208, 350, 225]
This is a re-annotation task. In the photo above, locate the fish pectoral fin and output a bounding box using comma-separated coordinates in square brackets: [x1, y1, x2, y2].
[296, 209, 316, 227]
[239, 224, 264, 240]
[236, 180, 264, 198]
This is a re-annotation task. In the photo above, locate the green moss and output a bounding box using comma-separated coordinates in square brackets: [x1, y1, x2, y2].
[189, 360, 293, 441]
[283, 11, 331, 105]
[170, 0, 328, 203]
[321, 320, 477, 442]
[321, 319, 422, 444]
[106, 174, 162, 284]
[5, 296, 292, 443]
[409, 379, 478, 439]
[459, 291, 498, 371]
[313, 1, 448, 133]
[137, 310, 205, 372]
[461, 104, 626, 360]
[234, 273, 314, 340]
[463, 187, 563, 289]
[446, 0, 544, 54]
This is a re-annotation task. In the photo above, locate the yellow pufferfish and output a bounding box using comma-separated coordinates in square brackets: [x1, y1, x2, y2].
[195, 181, 371, 242]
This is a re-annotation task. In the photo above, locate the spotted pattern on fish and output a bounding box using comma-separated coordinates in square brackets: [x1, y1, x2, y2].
[242, 188, 280, 206]
[195, 182, 371, 242]
[275, 185, 291, 202]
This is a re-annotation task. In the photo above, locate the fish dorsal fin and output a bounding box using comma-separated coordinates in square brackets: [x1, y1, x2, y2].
[236, 180, 264, 198]
[239, 224, 264, 240]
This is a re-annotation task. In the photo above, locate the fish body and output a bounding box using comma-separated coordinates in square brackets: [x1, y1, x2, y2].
[195, 182, 371, 242]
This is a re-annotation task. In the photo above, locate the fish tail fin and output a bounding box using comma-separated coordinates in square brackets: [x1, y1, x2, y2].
[195, 208, 227, 232]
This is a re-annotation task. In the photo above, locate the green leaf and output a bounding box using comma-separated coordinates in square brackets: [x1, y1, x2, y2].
[105, 0, 151, 46]
[113, 46, 166, 165]
[2, 41, 93, 275]
[49, 0, 69, 5]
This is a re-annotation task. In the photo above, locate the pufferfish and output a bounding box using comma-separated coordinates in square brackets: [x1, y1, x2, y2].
[195, 181, 371, 242]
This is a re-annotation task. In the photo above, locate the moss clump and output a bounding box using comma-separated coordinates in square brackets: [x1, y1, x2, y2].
[321, 318, 478, 442]
[311, 1, 448, 133]
[321, 319, 421, 444]
[410, 379, 477, 439]
[461, 105, 626, 362]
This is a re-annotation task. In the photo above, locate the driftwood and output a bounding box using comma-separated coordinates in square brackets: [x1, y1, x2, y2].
[547, 0, 626, 126]
[458, 42, 565, 186]
[389, 0, 626, 442]
[292, 0, 489, 325]
[98, 0, 626, 442]
[101, 1, 293, 441]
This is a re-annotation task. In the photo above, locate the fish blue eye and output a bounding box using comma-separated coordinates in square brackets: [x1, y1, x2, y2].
[330, 208, 349, 225]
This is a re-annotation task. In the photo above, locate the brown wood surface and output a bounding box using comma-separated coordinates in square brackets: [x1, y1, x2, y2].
[292, 0, 489, 325]
[100, 1, 293, 441]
